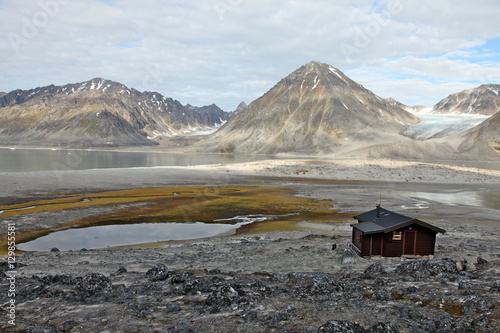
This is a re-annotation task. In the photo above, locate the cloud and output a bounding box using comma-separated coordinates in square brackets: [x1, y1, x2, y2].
[0, 0, 499, 110]
[386, 55, 500, 82]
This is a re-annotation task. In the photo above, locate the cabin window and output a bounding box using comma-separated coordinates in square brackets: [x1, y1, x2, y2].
[392, 231, 402, 241]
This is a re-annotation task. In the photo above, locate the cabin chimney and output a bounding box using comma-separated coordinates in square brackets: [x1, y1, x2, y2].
[376, 204, 381, 219]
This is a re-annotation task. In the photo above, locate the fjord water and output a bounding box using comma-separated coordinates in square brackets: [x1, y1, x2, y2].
[0, 148, 277, 172]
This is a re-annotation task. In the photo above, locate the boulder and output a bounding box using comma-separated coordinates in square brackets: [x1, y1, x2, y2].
[145, 263, 169, 281]
[366, 322, 399, 333]
[363, 263, 386, 278]
[340, 248, 358, 264]
[395, 258, 458, 276]
[76, 273, 112, 293]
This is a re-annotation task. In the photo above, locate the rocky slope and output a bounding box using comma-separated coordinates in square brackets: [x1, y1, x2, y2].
[201, 61, 419, 154]
[433, 84, 500, 116]
[457, 111, 500, 154]
[0, 78, 232, 147]
[384, 97, 427, 113]
[1, 224, 498, 332]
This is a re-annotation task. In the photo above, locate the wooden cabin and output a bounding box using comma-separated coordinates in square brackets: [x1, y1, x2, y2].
[350, 205, 445, 257]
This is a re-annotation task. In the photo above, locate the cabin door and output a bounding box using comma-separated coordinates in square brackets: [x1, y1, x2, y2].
[403, 231, 417, 255]
[370, 234, 383, 256]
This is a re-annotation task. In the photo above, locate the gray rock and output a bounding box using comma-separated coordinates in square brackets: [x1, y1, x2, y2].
[465, 262, 476, 272]
[318, 320, 365, 333]
[363, 263, 386, 278]
[489, 282, 500, 292]
[76, 273, 112, 293]
[340, 248, 358, 264]
[145, 263, 169, 281]
[366, 322, 399, 333]
[476, 257, 488, 265]
[31, 327, 61, 333]
[61, 320, 79, 331]
[371, 288, 394, 301]
[395, 258, 458, 276]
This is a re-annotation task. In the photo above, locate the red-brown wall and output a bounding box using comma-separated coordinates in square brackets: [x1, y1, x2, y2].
[353, 223, 438, 257]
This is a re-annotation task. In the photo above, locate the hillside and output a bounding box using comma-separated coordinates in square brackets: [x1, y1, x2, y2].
[201, 61, 419, 154]
[458, 111, 500, 155]
[0, 79, 232, 147]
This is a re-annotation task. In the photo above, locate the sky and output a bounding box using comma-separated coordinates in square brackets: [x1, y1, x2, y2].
[1, 0, 500, 111]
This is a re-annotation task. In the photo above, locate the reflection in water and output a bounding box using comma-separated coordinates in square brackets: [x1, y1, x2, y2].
[18, 215, 280, 251]
[0, 148, 278, 172]
[345, 188, 500, 211]
[404, 190, 500, 211]
[19, 222, 238, 251]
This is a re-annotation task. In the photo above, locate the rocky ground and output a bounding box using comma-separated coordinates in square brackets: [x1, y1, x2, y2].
[1, 220, 499, 332]
[0, 161, 499, 332]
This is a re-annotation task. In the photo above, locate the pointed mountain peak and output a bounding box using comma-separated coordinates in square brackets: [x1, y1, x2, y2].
[234, 101, 248, 113]
[271, 61, 365, 97]
[205, 61, 419, 154]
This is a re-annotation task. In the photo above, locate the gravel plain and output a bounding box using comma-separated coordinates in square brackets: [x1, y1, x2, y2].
[0, 159, 499, 332]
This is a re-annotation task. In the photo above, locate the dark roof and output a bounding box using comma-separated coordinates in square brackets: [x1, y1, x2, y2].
[351, 205, 445, 235]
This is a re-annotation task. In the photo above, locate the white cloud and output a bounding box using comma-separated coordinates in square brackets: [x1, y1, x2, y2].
[386, 55, 500, 82]
[346, 68, 485, 107]
[0, 0, 499, 110]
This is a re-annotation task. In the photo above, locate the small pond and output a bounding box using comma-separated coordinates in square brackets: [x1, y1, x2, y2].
[17, 214, 277, 252]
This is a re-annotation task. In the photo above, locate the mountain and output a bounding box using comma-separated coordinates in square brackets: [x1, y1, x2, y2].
[458, 111, 500, 154]
[432, 84, 500, 116]
[234, 101, 248, 114]
[383, 98, 427, 113]
[0, 78, 232, 147]
[201, 61, 419, 154]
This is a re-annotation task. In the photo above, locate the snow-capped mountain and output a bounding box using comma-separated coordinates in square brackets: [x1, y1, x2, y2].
[0, 78, 232, 147]
[202, 61, 419, 154]
[432, 84, 500, 116]
[402, 84, 499, 140]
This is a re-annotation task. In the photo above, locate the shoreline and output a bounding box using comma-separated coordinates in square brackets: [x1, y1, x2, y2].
[1, 145, 500, 171]
[0, 159, 498, 251]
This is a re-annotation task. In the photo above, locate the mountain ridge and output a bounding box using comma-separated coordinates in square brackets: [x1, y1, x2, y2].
[1, 64, 498, 159]
[0, 78, 233, 147]
[432, 84, 500, 116]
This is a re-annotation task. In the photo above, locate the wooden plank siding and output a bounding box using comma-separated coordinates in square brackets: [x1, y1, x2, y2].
[384, 225, 437, 257]
[351, 206, 444, 257]
[413, 225, 437, 256]
[354, 225, 439, 257]
[382, 232, 404, 257]
[361, 233, 371, 257]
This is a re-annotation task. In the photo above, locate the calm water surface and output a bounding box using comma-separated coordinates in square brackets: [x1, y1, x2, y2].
[1, 148, 499, 172]
[0, 148, 278, 172]
[17, 215, 277, 251]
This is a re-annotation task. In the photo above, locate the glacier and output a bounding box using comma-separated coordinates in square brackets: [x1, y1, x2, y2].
[402, 109, 489, 140]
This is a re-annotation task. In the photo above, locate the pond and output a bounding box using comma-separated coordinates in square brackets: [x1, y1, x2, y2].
[17, 214, 278, 252]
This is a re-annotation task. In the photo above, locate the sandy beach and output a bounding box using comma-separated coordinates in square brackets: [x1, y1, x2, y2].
[1, 158, 499, 332]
